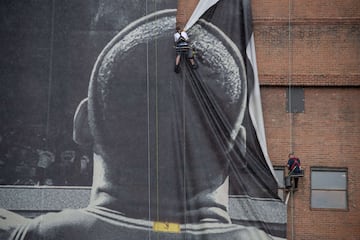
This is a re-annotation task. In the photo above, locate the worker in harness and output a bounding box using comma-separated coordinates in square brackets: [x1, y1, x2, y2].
[287, 152, 301, 189]
[174, 26, 197, 73]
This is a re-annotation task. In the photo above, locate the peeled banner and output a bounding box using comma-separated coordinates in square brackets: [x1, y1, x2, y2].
[184, 0, 287, 238]
[85, 0, 286, 238]
[8, 0, 286, 239]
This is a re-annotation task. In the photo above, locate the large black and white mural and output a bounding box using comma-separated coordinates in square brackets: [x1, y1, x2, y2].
[0, 0, 286, 239]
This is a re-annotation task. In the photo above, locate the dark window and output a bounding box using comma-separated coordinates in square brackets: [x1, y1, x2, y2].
[274, 167, 285, 200]
[286, 87, 304, 113]
[311, 168, 347, 209]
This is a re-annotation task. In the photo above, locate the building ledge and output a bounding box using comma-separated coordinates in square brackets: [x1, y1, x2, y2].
[254, 17, 360, 25]
[259, 74, 360, 87]
[0, 185, 90, 211]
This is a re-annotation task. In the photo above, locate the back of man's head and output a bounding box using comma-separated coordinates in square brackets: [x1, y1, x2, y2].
[74, 9, 247, 223]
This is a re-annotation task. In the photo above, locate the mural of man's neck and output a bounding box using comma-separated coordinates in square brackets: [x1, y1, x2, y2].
[89, 153, 231, 224]
[176, 0, 199, 29]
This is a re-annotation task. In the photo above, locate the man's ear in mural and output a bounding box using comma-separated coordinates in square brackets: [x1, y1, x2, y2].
[73, 98, 93, 146]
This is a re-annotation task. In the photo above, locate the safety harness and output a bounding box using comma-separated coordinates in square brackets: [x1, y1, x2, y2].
[290, 158, 300, 173]
[176, 32, 188, 47]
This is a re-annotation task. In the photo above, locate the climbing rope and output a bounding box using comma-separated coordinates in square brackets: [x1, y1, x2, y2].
[288, 2, 296, 240]
[45, 0, 56, 149]
[288, 0, 294, 153]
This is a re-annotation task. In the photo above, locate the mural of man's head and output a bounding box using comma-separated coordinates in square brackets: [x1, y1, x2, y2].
[73, 9, 247, 224]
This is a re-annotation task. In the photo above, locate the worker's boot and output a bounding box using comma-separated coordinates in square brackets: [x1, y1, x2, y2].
[191, 62, 198, 69]
[189, 58, 198, 69]
[174, 64, 180, 73]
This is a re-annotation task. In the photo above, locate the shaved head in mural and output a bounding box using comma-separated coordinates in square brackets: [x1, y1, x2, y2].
[72, 9, 248, 223]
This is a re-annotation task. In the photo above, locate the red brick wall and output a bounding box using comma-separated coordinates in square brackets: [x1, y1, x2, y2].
[176, 0, 199, 29]
[262, 88, 360, 162]
[256, 1, 360, 238]
[263, 87, 360, 240]
[253, 0, 360, 86]
[177, 0, 360, 239]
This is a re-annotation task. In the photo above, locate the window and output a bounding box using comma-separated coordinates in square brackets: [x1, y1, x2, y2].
[286, 87, 304, 113]
[311, 168, 347, 210]
[274, 167, 285, 201]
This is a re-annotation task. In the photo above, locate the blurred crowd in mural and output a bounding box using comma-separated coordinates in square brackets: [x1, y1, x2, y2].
[0, 1, 174, 187]
[0, 126, 93, 186]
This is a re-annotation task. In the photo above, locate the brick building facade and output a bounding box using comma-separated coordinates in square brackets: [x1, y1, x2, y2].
[256, 1, 359, 239]
[176, 0, 360, 239]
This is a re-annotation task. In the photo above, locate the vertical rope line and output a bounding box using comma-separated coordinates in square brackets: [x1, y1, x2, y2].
[181, 59, 187, 226]
[146, 0, 150, 217]
[288, 0, 294, 154]
[153, 0, 160, 226]
[291, 186, 295, 240]
[288, 2, 295, 240]
[145, 1, 152, 238]
[45, 0, 55, 148]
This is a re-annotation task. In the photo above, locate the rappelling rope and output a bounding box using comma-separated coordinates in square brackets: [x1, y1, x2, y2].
[181, 54, 188, 225]
[145, 0, 152, 234]
[288, 2, 296, 240]
[145, 0, 163, 235]
[288, 0, 294, 153]
[45, 0, 56, 149]
[153, 0, 161, 226]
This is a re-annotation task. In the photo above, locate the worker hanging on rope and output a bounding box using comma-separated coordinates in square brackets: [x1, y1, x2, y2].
[286, 152, 301, 189]
[174, 26, 197, 73]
